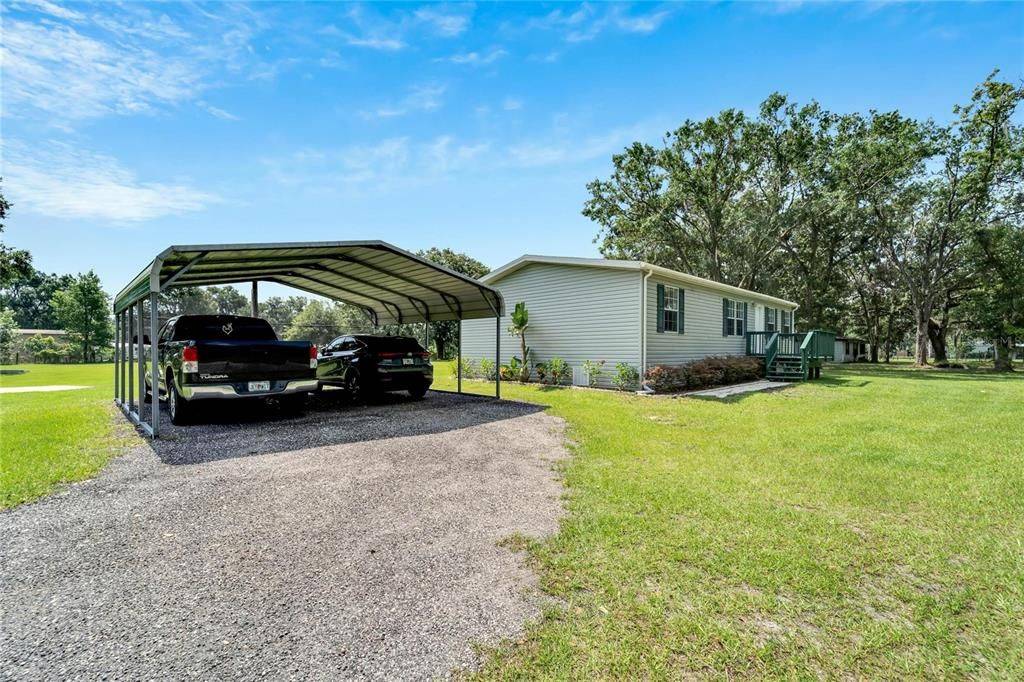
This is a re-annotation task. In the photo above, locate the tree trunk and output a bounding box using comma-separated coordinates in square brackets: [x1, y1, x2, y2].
[914, 312, 930, 366]
[870, 343, 879, 363]
[993, 337, 1014, 372]
[927, 318, 949, 366]
[434, 336, 447, 361]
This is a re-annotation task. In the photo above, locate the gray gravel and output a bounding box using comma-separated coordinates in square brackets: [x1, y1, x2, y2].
[0, 391, 567, 680]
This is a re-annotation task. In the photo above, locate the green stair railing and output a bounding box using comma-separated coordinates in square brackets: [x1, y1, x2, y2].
[799, 330, 837, 378]
[764, 332, 780, 376]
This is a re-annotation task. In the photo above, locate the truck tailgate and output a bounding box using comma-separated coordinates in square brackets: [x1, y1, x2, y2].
[195, 341, 313, 381]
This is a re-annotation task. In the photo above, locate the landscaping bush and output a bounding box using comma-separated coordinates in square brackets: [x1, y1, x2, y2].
[612, 363, 640, 391]
[643, 356, 764, 393]
[449, 357, 476, 379]
[582, 359, 606, 387]
[479, 358, 496, 381]
[539, 357, 570, 385]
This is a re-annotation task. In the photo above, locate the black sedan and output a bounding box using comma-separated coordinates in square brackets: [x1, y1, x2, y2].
[317, 335, 433, 400]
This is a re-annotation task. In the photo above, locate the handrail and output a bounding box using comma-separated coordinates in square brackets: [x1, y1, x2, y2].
[765, 332, 779, 374]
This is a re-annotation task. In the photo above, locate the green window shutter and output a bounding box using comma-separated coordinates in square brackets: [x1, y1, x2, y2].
[792, 310, 797, 333]
[656, 284, 665, 333]
[678, 290, 685, 334]
[722, 298, 728, 336]
[743, 302, 748, 336]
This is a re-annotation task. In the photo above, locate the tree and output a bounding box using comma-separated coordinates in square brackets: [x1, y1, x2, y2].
[207, 285, 249, 315]
[586, 109, 777, 288]
[0, 267, 75, 328]
[283, 300, 373, 346]
[0, 179, 32, 289]
[25, 334, 73, 364]
[159, 287, 216, 317]
[964, 223, 1024, 370]
[51, 272, 113, 362]
[260, 295, 309, 336]
[0, 308, 17, 364]
[416, 247, 489, 359]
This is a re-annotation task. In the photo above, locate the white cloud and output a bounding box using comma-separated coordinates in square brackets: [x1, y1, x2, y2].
[1, 3, 267, 123]
[197, 101, 240, 121]
[363, 84, 447, 119]
[4, 142, 220, 221]
[414, 7, 472, 37]
[262, 135, 491, 194]
[345, 35, 406, 51]
[529, 3, 674, 43]
[502, 97, 523, 111]
[439, 47, 508, 65]
[505, 119, 667, 168]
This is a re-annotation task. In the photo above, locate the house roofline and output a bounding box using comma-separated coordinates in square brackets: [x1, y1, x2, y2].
[483, 255, 799, 309]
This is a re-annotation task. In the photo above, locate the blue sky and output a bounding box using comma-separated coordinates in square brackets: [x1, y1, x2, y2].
[3, 1, 1023, 299]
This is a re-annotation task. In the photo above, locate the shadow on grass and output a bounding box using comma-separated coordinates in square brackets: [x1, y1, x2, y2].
[827, 362, 1021, 382]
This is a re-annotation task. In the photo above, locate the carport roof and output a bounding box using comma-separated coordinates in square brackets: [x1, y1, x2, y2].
[114, 241, 503, 324]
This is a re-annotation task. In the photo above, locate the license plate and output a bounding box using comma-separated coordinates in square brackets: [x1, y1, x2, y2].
[402, 358, 415, 365]
[248, 381, 271, 392]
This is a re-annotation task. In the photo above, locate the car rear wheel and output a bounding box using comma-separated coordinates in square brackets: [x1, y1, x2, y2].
[408, 384, 428, 400]
[168, 375, 192, 425]
[345, 372, 364, 404]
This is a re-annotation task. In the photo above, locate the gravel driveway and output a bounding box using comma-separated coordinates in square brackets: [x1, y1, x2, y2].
[0, 392, 567, 680]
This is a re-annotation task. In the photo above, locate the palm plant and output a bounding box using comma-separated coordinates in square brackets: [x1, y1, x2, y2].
[507, 301, 531, 382]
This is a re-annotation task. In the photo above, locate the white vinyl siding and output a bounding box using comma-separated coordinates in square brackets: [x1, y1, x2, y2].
[644, 277, 795, 367]
[460, 263, 642, 388]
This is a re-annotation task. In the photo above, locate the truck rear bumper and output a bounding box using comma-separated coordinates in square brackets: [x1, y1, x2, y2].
[181, 378, 319, 400]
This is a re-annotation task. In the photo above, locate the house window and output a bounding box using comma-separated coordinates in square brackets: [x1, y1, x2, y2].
[725, 299, 745, 336]
[663, 286, 679, 333]
[765, 307, 777, 332]
[781, 310, 793, 334]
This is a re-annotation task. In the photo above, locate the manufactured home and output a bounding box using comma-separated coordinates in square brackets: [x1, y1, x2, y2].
[461, 256, 834, 386]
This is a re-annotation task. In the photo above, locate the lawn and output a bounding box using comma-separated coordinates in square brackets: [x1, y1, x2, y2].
[434, 362, 1024, 679]
[0, 364, 139, 509]
[2, 361, 1022, 677]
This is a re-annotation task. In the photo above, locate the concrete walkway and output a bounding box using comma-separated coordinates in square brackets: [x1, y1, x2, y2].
[687, 380, 792, 399]
[0, 385, 89, 394]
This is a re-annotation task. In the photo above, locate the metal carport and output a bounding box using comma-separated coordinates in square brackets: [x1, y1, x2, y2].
[113, 240, 505, 437]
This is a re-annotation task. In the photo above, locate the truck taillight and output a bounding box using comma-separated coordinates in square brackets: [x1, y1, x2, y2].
[182, 346, 199, 373]
[309, 344, 318, 369]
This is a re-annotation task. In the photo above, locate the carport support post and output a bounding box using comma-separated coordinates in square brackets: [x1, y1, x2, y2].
[136, 299, 144, 421]
[128, 305, 135, 413]
[150, 292, 160, 437]
[250, 281, 258, 317]
[457, 320, 462, 394]
[495, 315, 501, 399]
[113, 313, 120, 403]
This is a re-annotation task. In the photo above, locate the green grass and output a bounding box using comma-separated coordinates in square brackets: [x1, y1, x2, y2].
[0, 364, 139, 509]
[434, 361, 1024, 679]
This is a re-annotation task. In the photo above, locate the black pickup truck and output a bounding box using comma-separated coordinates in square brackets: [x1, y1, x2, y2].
[147, 314, 318, 425]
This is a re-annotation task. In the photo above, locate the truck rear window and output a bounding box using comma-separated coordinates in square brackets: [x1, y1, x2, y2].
[173, 317, 278, 341]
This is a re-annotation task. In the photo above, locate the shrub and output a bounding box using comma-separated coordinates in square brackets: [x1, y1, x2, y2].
[643, 364, 687, 393]
[479, 358, 496, 381]
[643, 355, 764, 393]
[450, 357, 476, 379]
[582, 359, 606, 387]
[544, 357, 570, 385]
[612, 363, 640, 391]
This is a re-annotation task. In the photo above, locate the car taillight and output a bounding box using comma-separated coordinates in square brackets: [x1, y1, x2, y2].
[182, 346, 199, 373]
[309, 344, 318, 369]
